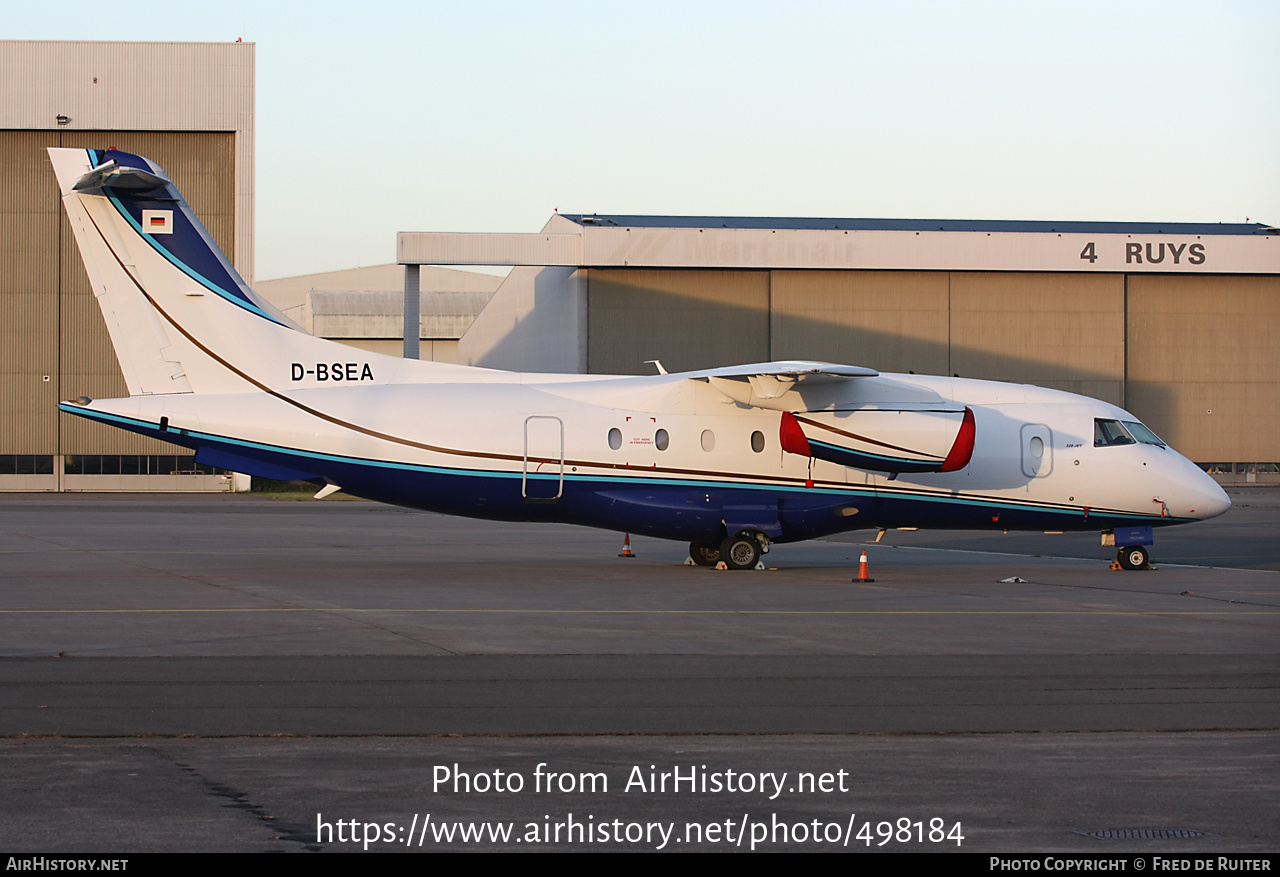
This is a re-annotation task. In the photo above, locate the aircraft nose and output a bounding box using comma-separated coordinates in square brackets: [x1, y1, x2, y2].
[1194, 477, 1232, 520]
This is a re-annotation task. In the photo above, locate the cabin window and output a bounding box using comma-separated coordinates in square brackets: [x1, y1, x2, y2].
[1094, 419, 1135, 447]
[701, 429, 715, 451]
[751, 430, 765, 453]
[608, 427, 622, 450]
[655, 429, 670, 451]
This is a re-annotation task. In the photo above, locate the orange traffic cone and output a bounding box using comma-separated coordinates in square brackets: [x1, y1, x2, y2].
[618, 533, 635, 558]
[852, 549, 875, 582]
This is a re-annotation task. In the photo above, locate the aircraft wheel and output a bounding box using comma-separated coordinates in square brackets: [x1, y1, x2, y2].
[720, 533, 761, 570]
[1117, 545, 1149, 570]
[690, 542, 720, 567]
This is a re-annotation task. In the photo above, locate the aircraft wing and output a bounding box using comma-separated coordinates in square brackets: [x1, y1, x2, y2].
[675, 360, 880, 405]
[678, 360, 879, 382]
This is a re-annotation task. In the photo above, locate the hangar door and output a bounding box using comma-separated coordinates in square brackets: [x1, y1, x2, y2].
[588, 269, 769, 374]
[0, 130, 235, 458]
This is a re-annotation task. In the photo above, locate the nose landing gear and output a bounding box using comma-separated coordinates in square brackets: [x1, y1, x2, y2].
[1103, 526, 1154, 571]
[1117, 545, 1151, 571]
[690, 531, 770, 570]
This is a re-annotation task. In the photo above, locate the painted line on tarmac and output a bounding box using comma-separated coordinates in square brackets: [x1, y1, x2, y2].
[0, 608, 1275, 616]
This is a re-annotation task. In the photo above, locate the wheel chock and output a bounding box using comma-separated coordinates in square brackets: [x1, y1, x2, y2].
[715, 561, 728, 571]
[754, 560, 765, 570]
[1110, 560, 1123, 570]
[684, 557, 696, 566]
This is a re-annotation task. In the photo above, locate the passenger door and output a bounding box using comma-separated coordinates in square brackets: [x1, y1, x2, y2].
[523, 416, 564, 502]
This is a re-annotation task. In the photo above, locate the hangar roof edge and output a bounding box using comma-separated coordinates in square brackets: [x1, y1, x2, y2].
[559, 215, 1277, 236]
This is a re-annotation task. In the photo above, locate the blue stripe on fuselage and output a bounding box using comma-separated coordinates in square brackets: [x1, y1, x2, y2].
[57, 402, 1184, 539]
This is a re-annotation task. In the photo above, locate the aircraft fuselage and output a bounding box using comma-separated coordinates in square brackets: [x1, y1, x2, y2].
[67, 371, 1229, 545]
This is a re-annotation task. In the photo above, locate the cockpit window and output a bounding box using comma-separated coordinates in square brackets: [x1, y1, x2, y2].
[1122, 420, 1166, 447]
[1094, 419, 1135, 447]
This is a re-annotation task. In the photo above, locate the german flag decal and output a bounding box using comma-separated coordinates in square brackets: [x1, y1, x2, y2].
[141, 209, 173, 234]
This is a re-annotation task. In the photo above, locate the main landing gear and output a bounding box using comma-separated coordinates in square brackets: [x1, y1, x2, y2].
[719, 533, 762, 570]
[689, 542, 720, 567]
[689, 531, 770, 570]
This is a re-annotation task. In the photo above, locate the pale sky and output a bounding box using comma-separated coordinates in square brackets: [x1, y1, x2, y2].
[9, 1, 1279, 279]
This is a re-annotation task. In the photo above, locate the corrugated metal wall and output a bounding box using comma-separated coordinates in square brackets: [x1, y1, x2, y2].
[1126, 274, 1280, 461]
[0, 132, 61, 453]
[0, 42, 253, 133]
[949, 272, 1124, 405]
[1, 130, 235, 456]
[771, 270, 949, 374]
[588, 269, 769, 374]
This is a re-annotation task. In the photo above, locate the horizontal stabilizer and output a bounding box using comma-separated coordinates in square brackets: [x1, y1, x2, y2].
[72, 160, 173, 194]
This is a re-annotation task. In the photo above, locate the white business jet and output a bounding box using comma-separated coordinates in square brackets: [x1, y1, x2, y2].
[48, 148, 1230, 571]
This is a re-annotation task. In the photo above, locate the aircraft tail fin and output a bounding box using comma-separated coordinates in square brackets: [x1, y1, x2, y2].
[48, 147, 388, 397]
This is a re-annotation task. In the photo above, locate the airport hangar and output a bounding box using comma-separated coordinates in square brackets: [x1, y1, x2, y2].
[2, 41, 1277, 493]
